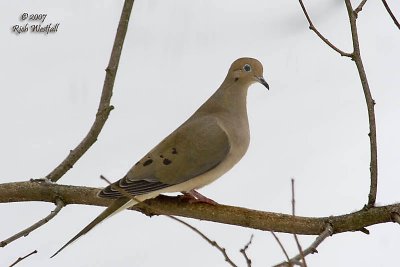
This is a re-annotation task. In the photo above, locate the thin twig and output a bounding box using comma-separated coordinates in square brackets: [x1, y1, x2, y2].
[344, 0, 378, 207]
[354, 0, 368, 16]
[274, 225, 334, 267]
[382, 0, 400, 30]
[274, 262, 297, 267]
[169, 216, 238, 267]
[291, 179, 296, 216]
[9, 250, 38, 267]
[297, 0, 352, 57]
[240, 234, 254, 267]
[291, 179, 307, 267]
[0, 198, 64, 247]
[292, 235, 305, 266]
[100, 175, 239, 267]
[271, 232, 290, 262]
[46, 0, 135, 182]
[289, 224, 333, 264]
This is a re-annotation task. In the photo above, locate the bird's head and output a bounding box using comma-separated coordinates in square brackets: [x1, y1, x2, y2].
[228, 57, 269, 89]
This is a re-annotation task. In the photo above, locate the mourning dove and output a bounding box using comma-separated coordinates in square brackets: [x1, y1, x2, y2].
[51, 57, 269, 257]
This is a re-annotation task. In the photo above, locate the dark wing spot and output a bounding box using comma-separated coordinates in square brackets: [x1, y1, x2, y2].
[235, 77, 239, 82]
[159, 154, 164, 158]
[172, 148, 178, 154]
[163, 158, 172, 165]
[143, 159, 153, 166]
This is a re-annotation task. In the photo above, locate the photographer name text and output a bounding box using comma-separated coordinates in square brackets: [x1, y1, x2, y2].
[12, 13, 60, 35]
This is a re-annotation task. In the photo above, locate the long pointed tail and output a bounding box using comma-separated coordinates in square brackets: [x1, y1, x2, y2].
[51, 197, 131, 258]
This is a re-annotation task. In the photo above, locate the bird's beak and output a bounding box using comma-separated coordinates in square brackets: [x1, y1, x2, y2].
[256, 76, 269, 90]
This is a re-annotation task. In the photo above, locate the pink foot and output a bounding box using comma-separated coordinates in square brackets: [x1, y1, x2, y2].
[180, 190, 218, 205]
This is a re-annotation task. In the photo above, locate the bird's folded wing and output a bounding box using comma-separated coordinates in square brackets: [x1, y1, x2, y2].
[99, 116, 230, 198]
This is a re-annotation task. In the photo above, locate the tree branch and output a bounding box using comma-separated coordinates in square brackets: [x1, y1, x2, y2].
[298, 0, 378, 208]
[271, 232, 291, 263]
[291, 179, 306, 266]
[46, 0, 135, 182]
[344, 0, 378, 207]
[291, 224, 333, 264]
[297, 0, 352, 57]
[1, 181, 399, 236]
[169, 216, 238, 267]
[274, 224, 334, 267]
[381, 0, 400, 30]
[354, 0, 368, 16]
[9, 250, 38, 267]
[1, 198, 64, 248]
[240, 235, 254, 267]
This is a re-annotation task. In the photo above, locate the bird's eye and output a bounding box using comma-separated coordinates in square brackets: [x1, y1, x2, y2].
[243, 64, 252, 72]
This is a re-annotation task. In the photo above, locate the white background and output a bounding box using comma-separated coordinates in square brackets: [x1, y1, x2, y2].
[1, 0, 399, 266]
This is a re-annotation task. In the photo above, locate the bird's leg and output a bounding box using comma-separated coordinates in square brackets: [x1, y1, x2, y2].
[180, 190, 218, 205]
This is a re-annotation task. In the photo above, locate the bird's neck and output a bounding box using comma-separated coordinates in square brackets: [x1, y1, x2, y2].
[193, 79, 251, 154]
[198, 79, 250, 119]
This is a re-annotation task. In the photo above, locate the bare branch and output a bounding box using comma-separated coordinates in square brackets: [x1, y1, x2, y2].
[291, 179, 307, 267]
[169, 216, 238, 267]
[381, 0, 400, 30]
[1, 181, 399, 235]
[271, 232, 290, 262]
[46, 0, 135, 182]
[9, 250, 37, 267]
[354, 0, 368, 16]
[275, 225, 334, 267]
[289, 224, 333, 265]
[344, 0, 378, 207]
[291, 178, 296, 216]
[292, 236, 305, 266]
[297, 0, 352, 57]
[240, 234, 254, 267]
[358, 227, 370, 234]
[1, 198, 64, 248]
[298, 0, 379, 208]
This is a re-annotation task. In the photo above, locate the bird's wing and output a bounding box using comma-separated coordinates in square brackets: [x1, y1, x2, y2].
[51, 197, 130, 258]
[99, 116, 231, 198]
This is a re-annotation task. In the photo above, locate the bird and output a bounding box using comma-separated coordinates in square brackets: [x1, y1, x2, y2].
[51, 57, 269, 258]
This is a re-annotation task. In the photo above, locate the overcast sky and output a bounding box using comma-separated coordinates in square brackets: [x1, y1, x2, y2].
[1, 0, 400, 266]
